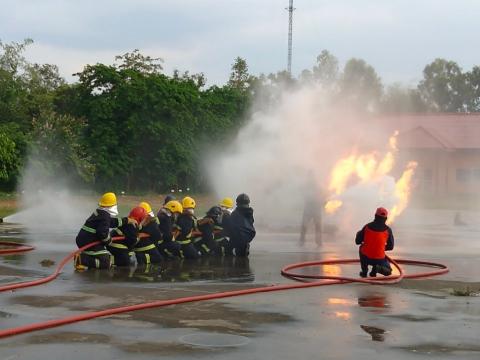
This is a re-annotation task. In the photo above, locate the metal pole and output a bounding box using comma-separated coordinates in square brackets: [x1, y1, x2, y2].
[286, 0, 295, 74]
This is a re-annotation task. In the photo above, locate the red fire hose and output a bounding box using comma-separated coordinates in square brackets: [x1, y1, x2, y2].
[0, 240, 449, 339]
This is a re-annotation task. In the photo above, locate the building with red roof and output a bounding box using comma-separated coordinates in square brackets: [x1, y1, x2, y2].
[387, 114, 480, 195]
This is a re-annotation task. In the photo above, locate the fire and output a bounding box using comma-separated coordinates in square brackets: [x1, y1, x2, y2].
[324, 131, 417, 224]
[327, 132, 398, 196]
[387, 161, 418, 224]
[328, 155, 356, 195]
[325, 199, 343, 214]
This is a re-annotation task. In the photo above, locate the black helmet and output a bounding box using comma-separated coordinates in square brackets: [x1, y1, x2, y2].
[164, 194, 176, 205]
[236, 193, 250, 208]
[207, 206, 223, 219]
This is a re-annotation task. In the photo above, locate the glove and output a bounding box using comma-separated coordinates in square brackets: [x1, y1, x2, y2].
[198, 218, 214, 226]
[128, 218, 138, 226]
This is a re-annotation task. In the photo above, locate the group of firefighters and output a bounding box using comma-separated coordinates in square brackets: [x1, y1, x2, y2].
[75, 190, 395, 279]
[74, 193, 256, 270]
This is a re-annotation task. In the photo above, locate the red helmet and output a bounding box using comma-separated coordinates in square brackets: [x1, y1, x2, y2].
[129, 206, 147, 224]
[375, 207, 388, 218]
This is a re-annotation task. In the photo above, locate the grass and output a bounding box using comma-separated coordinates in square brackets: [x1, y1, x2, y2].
[451, 287, 480, 297]
[0, 193, 18, 218]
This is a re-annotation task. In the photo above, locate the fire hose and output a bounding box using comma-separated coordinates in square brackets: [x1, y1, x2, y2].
[0, 240, 449, 339]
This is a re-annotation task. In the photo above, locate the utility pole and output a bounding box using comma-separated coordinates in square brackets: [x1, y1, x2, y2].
[286, 0, 295, 74]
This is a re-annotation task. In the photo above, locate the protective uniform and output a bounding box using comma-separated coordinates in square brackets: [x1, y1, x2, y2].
[108, 207, 146, 266]
[193, 206, 223, 256]
[174, 197, 200, 259]
[227, 194, 256, 257]
[217, 198, 234, 256]
[157, 201, 182, 259]
[74, 192, 122, 270]
[299, 175, 323, 246]
[355, 207, 394, 277]
[134, 202, 163, 265]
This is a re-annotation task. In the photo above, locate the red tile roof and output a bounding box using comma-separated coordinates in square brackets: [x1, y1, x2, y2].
[379, 114, 480, 149]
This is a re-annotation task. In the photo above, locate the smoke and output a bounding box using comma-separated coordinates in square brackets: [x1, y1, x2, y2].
[5, 154, 91, 236]
[207, 84, 409, 234]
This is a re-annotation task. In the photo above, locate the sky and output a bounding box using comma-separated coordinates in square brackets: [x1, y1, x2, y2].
[1, 0, 479, 86]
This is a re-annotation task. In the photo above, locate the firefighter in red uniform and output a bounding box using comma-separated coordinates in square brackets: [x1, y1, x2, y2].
[355, 207, 394, 278]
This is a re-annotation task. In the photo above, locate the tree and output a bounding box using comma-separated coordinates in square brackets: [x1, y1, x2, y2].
[466, 65, 480, 112]
[0, 39, 65, 190]
[418, 58, 468, 112]
[114, 49, 163, 74]
[0, 131, 18, 183]
[172, 69, 206, 89]
[381, 84, 427, 113]
[30, 110, 94, 184]
[228, 57, 250, 91]
[339, 58, 383, 112]
[312, 50, 339, 86]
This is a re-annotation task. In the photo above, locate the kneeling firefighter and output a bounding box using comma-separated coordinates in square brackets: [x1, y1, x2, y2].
[157, 200, 183, 259]
[134, 202, 164, 265]
[75, 192, 123, 270]
[227, 193, 256, 257]
[108, 206, 147, 266]
[355, 207, 394, 278]
[216, 197, 234, 255]
[193, 206, 224, 256]
[174, 196, 200, 259]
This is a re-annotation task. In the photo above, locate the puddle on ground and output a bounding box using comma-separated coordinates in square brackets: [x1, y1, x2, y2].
[26, 331, 111, 344]
[360, 325, 386, 342]
[357, 295, 390, 309]
[180, 332, 250, 347]
[0, 310, 15, 318]
[396, 343, 480, 354]
[385, 314, 437, 322]
[117, 340, 211, 355]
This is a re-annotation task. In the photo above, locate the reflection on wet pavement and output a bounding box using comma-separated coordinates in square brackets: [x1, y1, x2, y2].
[358, 295, 389, 309]
[360, 325, 386, 342]
[395, 343, 480, 355]
[3, 217, 480, 359]
[73, 256, 254, 284]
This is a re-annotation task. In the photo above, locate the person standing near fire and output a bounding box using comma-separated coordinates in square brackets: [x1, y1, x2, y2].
[299, 172, 324, 246]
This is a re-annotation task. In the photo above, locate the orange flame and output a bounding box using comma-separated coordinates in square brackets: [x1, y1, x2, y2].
[324, 131, 417, 223]
[387, 161, 418, 225]
[325, 131, 399, 214]
[325, 199, 343, 214]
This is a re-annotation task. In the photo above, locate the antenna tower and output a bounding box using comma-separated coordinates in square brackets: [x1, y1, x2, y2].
[286, 0, 295, 74]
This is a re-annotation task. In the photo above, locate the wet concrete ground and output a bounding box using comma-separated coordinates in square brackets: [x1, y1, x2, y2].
[1, 210, 480, 359]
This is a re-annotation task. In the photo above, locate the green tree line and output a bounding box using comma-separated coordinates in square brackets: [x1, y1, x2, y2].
[1, 40, 479, 192]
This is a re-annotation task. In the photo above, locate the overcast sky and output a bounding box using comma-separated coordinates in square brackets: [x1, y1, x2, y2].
[1, 0, 479, 86]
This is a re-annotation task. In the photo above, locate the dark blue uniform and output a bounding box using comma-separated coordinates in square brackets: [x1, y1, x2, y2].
[157, 209, 181, 259]
[134, 217, 164, 265]
[227, 207, 256, 257]
[75, 209, 123, 269]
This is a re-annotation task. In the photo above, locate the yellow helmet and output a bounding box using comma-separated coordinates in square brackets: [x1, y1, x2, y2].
[139, 201, 154, 216]
[165, 200, 183, 214]
[182, 196, 196, 209]
[219, 197, 234, 209]
[99, 192, 117, 207]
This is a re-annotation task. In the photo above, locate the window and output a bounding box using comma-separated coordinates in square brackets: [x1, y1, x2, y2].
[456, 169, 469, 183]
[455, 169, 480, 183]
